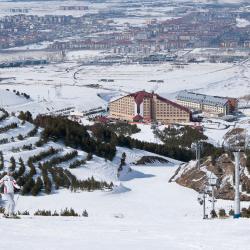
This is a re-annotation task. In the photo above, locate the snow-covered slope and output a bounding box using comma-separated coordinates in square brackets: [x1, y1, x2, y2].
[0, 165, 249, 250]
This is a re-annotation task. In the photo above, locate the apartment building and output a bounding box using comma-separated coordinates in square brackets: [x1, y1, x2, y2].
[176, 91, 238, 116]
[108, 91, 190, 124]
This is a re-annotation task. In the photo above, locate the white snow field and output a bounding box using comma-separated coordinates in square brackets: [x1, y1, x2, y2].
[1, 58, 250, 115]
[0, 165, 249, 250]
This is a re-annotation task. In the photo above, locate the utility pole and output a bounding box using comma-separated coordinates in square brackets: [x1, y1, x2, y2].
[233, 151, 241, 218]
[209, 177, 217, 214]
[194, 141, 202, 169]
[203, 191, 206, 219]
[211, 185, 215, 211]
[198, 189, 208, 219]
[224, 129, 248, 219]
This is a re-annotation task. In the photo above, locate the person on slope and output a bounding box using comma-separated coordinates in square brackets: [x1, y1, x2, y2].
[0, 171, 21, 217]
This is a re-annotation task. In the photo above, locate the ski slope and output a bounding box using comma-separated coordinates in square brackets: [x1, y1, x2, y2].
[0, 165, 249, 250]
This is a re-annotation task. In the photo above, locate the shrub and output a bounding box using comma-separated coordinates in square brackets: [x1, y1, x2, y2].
[82, 210, 88, 217]
[52, 211, 59, 216]
[241, 207, 250, 218]
[31, 177, 43, 196]
[69, 159, 86, 169]
[210, 209, 217, 218]
[17, 210, 30, 215]
[229, 209, 234, 216]
[21, 177, 35, 195]
[219, 209, 226, 218]
[18, 111, 33, 122]
[86, 153, 93, 161]
[22, 144, 33, 151]
[60, 208, 79, 217]
[28, 147, 59, 163]
[42, 168, 52, 194]
[34, 115, 116, 160]
[17, 134, 24, 140]
[0, 138, 9, 145]
[34, 210, 52, 216]
[0, 123, 18, 134]
[27, 126, 38, 137]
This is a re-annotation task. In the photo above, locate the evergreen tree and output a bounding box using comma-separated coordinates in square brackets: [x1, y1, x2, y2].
[21, 177, 35, 195]
[82, 210, 88, 217]
[86, 153, 93, 161]
[31, 177, 43, 196]
[9, 156, 16, 172]
[0, 151, 4, 170]
[210, 209, 217, 218]
[17, 158, 25, 177]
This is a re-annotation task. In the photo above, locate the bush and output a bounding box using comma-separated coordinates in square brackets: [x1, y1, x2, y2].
[21, 177, 35, 195]
[43, 150, 78, 167]
[28, 147, 59, 163]
[35, 115, 116, 160]
[210, 209, 217, 218]
[17, 210, 30, 216]
[82, 210, 88, 217]
[42, 168, 52, 194]
[0, 138, 9, 145]
[69, 159, 86, 169]
[18, 111, 33, 122]
[17, 134, 24, 140]
[31, 177, 43, 196]
[60, 208, 79, 217]
[86, 153, 93, 161]
[52, 211, 59, 216]
[27, 126, 38, 137]
[22, 144, 33, 151]
[34, 210, 51, 216]
[0, 123, 18, 134]
[241, 207, 250, 218]
[229, 209, 234, 216]
[219, 209, 226, 218]
[0, 207, 5, 214]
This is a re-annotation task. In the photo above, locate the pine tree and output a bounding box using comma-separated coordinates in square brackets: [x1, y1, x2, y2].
[31, 177, 43, 196]
[9, 156, 16, 172]
[0, 151, 4, 170]
[17, 158, 25, 177]
[210, 209, 217, 218]
[86, 153, 93, 161]
[21, 177, 35, 195]
[82, 210, 88, 217]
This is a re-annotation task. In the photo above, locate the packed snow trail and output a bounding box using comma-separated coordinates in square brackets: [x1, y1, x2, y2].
[0, 166, 249, 250]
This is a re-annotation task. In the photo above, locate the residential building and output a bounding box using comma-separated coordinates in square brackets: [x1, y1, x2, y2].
[176, 91, 238, 116]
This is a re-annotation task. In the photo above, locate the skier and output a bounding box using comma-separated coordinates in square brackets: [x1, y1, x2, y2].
[0, 171, 21, 217]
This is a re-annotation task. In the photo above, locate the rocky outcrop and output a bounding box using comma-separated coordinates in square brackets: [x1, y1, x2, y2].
[171, 153, 250, 201]
[134, 156, 169, 165]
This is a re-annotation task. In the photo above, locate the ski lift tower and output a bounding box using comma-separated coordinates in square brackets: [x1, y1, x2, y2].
[192, 141, 203, 169]
[208, 177, 217, 212]
[224, 129, 249, 219]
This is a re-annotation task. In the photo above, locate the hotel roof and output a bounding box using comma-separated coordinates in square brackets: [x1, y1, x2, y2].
[176, 90, 230, 107]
